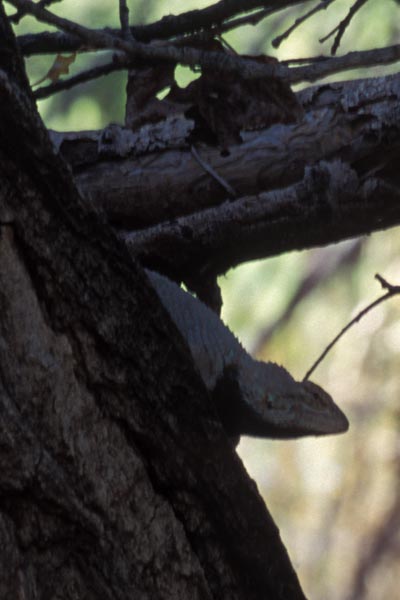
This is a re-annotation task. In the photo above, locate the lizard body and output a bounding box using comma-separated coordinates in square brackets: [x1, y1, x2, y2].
[146, 269, 349, 439]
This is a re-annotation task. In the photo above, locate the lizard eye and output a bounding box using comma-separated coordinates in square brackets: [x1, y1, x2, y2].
[264, 393, 275, 409]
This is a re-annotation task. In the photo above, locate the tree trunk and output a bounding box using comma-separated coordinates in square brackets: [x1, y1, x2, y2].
[0, 9, 306, 600]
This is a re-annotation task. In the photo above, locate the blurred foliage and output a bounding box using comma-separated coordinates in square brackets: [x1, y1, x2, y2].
[224, 231, 400, 600]
[13, 1, 400, 598]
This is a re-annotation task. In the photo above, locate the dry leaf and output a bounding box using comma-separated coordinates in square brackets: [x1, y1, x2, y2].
[32, 53, 77, 87]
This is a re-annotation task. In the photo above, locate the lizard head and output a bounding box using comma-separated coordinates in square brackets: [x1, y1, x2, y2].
[238, 360, 349, 438]
[213, 360, 349, 439]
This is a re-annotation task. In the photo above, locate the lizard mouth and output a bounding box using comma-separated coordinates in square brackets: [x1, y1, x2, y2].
[252, 380, 349, 438]
[257, 399, 349, 438]
[298, 402, 349, 436]
[293, 380, 349, 435]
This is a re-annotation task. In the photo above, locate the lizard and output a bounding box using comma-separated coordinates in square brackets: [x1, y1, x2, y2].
[146, 269, 349, 441]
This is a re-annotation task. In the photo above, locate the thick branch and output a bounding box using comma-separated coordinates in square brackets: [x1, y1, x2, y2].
[55, 72, 400, 278]
[122, 163, 400, 278]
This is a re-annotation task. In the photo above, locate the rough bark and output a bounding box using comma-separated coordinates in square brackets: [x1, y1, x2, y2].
[52, 73, 400, 280]
[0, 8, 306, 600]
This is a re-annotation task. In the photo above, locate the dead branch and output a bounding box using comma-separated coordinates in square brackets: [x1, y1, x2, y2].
[289, 44, 400, 83]
[33, 56, 128, 99]
[58, 73, 400, 230]
[120, 164, 400, 281]
[320, 0, 371, 54]
[17, 0, 308, 56]
[272, 0, 337, 49]
[304, 274, 400, 380]
[9, 0, 289, 81]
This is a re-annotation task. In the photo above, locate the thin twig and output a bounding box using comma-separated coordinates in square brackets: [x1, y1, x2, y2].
[8, 0, 287, 81]
[119, 0, 131, 40]
[31, 42, 400, 97]
[304, 274, 400, 381]
[273, 0, 336, 49]
[319, 0, 370, 55]
[12, 0, 390, 88]
[33, 56, 128, 99]
[29, 42, 400, 96]
[217, 7, 275, 36]
[190, 146, 236, 197]
[17, 0, 308, 55]
[289, 44, 400, 83]
[10, 0, 61, 23]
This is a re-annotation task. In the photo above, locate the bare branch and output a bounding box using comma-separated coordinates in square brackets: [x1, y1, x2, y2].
[304, 273, 400, 380]
[272, 0, 336, 49]
[119, 0, 131, 40]
[8, 0, 288, 81]
[33, 56, 128, 99]
[30, 42, 400, 99]
[54, 71, 400, 277]
[17, 0, 309, 56]
[59, 72, 400, 236]
[120, 165, 400, 281]
[319, 0, 371, 55]
[217, 7, 277, 36]
[30, 42, 400, 100]
[8, 0, 135, 52]
[289, 44, 400, 83]
[9, 0, 61, 24]
[12, 1, 400, 91]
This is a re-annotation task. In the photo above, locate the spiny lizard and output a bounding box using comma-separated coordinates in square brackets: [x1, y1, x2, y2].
[147, 270, 349, 440]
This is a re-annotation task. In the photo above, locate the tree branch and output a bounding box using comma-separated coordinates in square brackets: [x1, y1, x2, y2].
[54, 73, 400, 238]
[9, 0, 289, 81]
[121, 163, 400, 279]
[13, 1, 400, 94]
[289, 44, 400, 83]
[17, 0, 309, 56]
[304, 273, 400, 380]
[273, 0, 337, 49]
[43, 71, 400, 278]
[319, 0, 371, 55]
[33, 55, 128, 99]
[31, 43, 400, 101]
[119, 0, 131, 40]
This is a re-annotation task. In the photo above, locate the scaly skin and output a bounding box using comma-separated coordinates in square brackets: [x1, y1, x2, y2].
[147, 269, 349, 439]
